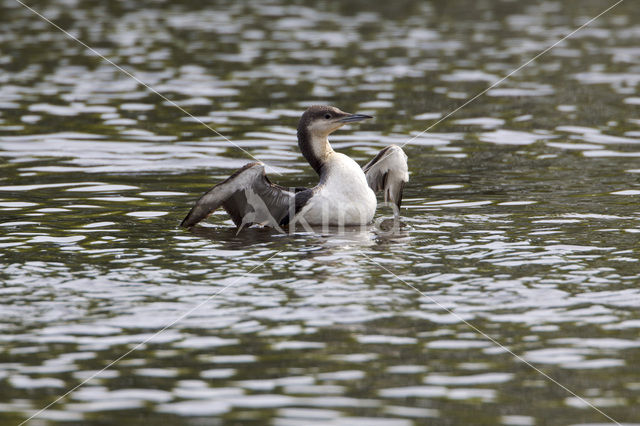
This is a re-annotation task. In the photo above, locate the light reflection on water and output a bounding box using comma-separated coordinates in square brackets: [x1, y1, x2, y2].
[1, 0, 640, 424]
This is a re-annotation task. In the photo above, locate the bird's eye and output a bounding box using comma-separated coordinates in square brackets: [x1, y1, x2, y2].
[324, 114, 331, 119]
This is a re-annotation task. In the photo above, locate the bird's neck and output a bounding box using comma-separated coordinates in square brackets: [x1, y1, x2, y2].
[297, 128, 334, 176]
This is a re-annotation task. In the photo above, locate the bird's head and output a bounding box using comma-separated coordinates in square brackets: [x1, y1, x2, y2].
[298, 105, 372, 138]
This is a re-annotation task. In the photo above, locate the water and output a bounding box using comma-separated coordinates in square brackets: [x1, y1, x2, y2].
[1, 0, 640, 424]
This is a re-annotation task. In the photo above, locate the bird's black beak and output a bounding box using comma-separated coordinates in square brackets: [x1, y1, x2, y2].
[337, 113, 373, 123]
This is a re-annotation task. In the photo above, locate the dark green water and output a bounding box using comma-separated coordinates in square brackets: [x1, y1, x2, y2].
[1, 0, 640, 424]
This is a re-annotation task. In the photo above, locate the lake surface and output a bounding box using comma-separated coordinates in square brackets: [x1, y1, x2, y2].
[1, 0, 640, 424]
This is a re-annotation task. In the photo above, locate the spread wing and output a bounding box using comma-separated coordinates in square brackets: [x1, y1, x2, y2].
[180, 162, 302, 230]
[362, 145, 409, 208]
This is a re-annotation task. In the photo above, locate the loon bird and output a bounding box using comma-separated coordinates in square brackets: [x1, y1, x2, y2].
[180, 105, 409, 230]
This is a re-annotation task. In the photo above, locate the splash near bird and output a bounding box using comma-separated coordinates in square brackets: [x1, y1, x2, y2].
[180, 105, 408, 231]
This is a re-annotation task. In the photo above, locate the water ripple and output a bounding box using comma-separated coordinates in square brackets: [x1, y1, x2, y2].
[2, 0, 640, 424]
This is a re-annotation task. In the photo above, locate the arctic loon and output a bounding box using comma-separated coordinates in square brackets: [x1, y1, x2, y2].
[180, 105, 409, 230]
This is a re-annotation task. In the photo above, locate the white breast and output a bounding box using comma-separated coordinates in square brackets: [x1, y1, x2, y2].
[295, 153, 377, 226]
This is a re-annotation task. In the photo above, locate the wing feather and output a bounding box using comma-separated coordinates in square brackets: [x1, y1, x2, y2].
[362, 145, 409, 208]
[180, 162, 297, 228]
